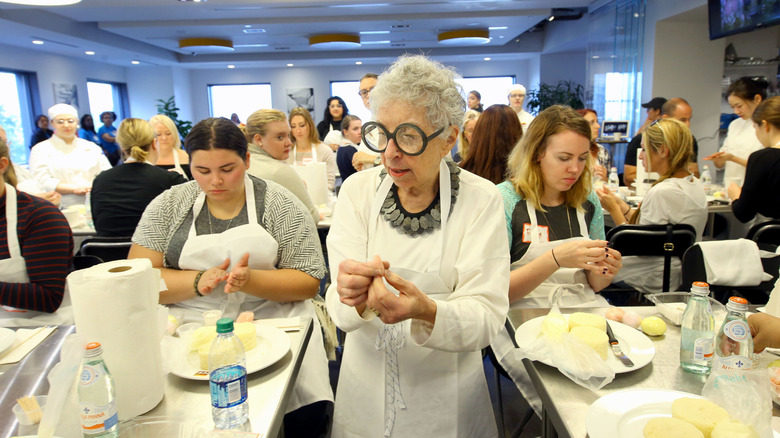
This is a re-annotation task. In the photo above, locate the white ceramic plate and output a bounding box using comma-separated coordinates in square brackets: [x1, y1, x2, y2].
[171, 325, 291, 381]
[514, 315, 655, 373]
[586, 388, 703, 438]
[0, 327, 15, 354]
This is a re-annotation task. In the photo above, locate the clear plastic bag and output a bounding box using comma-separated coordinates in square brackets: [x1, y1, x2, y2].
[702, 367, 773, 438]
[517, 303, 615, 390]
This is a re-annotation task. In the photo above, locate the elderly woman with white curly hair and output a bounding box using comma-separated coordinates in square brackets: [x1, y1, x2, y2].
[325, 55, 510, 437]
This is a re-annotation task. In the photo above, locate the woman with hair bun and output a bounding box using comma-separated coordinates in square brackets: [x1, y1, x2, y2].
[705, 76, 768, 183]
[729, 96, 780, 222]
[90, 118, 186, 237]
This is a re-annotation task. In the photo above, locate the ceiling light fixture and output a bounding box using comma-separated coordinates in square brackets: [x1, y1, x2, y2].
[359, 30, 390, 35]
[361, 41, 390, 45]
[355, 61, 362, 65]
[287, 63, 294, 67]
[437, 29, 489, 45]
[309, 34, 360, 49]
[85, 50, 95, 55]
[483, 57, 491, 61]
[131, 60, 140, 65]
[488, 26, 508, 30]
[32, 40, 44, 45]
[227, 65, 235, 69]
[548, 16, 555, 22]
[1, 0, 80, 5]
[179, 38, 234, 54]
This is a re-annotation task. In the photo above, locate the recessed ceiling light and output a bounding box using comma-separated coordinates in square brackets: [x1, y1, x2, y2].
[287, 63, 294, 67]
[592, 55, 599, 59]
[234, 43, 269, 48]
[85, 51, 95, 55]
[361, 41, 390, 45]
[548, 16, 555, 21]
[483, 57, 491, 61]
[489, 26, 508, 30]
[355, 61, 362, 65]
[244, 25, 251, 28]
[359, 31, 390, 35]
[3, 0, 80, 4]
[227, 65, 235, 69]
[32, 40, 44, 45]
[131, 60, 140, 65]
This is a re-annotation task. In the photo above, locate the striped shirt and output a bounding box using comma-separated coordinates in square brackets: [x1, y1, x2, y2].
[0, 190, 73, 312]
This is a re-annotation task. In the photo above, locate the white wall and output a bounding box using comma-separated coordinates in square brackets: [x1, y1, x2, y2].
[540, 51, 587, 87]
[652, 18, 725, 161]
[0, 44, 126, 116]
[126, 66, 175, 121]
[187, 59, 535, 123]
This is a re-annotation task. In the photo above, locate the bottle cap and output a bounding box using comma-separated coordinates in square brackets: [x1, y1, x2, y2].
[84, 342, 103, 357]
[216, 317, 234, 333]
[690, 281, 710, 295]
[86, 342, 101, 350]
[726, 296, 748, 312]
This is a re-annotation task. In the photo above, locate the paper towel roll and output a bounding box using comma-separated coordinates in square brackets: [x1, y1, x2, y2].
[67, 258, 164, 420]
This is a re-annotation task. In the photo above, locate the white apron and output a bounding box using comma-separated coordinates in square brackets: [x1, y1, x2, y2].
[0, 184, 73, 327]
[333, 160, 498, 438]
[292, 145, 318, 166]
[171, 150, 188, 180]
[174, 175, 332, 412]
[492, 199, 607, 415]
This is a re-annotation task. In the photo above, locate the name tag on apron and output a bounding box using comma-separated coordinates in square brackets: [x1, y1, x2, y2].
[301, 157, 315, 166]
[522, 223, 549, 243]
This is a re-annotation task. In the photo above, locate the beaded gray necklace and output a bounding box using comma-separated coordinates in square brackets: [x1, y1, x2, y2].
[379, 160, 460, 237]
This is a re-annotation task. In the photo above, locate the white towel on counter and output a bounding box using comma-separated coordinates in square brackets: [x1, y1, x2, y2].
[698, 239, 775, 286]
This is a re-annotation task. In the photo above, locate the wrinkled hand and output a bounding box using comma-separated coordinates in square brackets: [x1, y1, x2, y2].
[225, 253, 250, 294]
[367, 269, 436, 325]
[336, 255, 389, 308]
[552, 239, 609, 271]
[593, 164, 608, 181]
[197, 258, 230, 296]
[727, 182, 741, 201]
[38, 191, 61, 206]
[748, 312, 780, 353]
[591, 247, 622, 281]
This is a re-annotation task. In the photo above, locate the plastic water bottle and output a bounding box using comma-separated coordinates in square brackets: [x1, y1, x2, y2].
[701, 165, 712, 193]
[608, 167, 619, 191]
[78, 342, 119, 438]
[209, 318, 249, 429]
[713, 296, 753, 371]
[680, 282, 715, 374]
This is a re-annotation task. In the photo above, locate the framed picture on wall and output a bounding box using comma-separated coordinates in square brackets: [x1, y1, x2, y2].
[53, 82, 79, 110]
[286, 87, 314, 113]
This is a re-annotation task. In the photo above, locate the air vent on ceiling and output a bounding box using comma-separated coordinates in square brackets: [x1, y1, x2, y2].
[274, 46, 290, 50]
[242, 28, 266, 34]
[391, 24, 410, 29]
[391, 43, 406, 47]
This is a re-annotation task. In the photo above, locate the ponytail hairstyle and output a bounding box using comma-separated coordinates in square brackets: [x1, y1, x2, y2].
[242, 109, 287, 147]
[630, 118, 693, 224]
[116, 118, 155, 162]
[751, 95, 780, 130]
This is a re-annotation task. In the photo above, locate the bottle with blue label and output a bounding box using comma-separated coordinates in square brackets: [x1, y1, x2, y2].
[680, 282, 715, 374]
[209, 317, 249, 430]
[78, 342, 118, 437]
[713, 296, 753, 371]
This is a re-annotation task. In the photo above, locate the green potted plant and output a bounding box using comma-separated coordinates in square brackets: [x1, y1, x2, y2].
[525, 80, 586, 115]
[155, 96, 192, 139]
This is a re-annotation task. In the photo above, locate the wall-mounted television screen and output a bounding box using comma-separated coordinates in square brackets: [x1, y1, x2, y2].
[709, 0, 780, 39]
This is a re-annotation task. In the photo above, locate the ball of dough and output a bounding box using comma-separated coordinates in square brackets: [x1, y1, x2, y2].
[568, 312, 607, 332]
[671, 397, 730, 438]
[711, 419, 759, 438]
[605, 307, 625, 322]
[641, 316, 667, 336]
[570, 326, 609, 360]
[643, 417, 704, 438]
[622, 310, 642, 329]
[541, 312, 569, 338]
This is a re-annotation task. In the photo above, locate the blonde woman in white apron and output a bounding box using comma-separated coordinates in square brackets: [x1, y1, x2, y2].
[129, 117, 332, 437]
[287, 107, 338, 192]
[326, 55, 510, 438]
[0, 136, 74, 327]
[493, 105, 623, 414]
[150, 114, 190, 180]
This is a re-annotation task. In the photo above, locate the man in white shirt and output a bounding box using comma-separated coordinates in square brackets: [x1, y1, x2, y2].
[351, 73, 381, 171]
[508, 84, 534, 130]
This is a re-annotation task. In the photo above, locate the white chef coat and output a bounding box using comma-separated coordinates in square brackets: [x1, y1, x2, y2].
[28, 135, 111, 208]
[0, 184, 73, 326]
[517, 110, 534, 130]
[720, 117, 763, 184]
[173, 175, 332, 412]
[326, 162, 509, 437]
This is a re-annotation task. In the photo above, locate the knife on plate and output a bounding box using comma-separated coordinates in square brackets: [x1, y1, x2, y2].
[606, 322, 634, 367]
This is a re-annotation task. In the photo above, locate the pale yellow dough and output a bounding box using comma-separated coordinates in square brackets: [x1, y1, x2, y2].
[643, 417, 704, 438]
[541, 312, 569, 338]
[671, 397, 730, 438]
[569, 326, 609, 360]
[711, 419, 759, 438]
[189, 322, 258, 369]
[568, 312, 607, 332]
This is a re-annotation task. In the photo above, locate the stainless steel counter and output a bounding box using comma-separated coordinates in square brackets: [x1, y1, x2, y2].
[1, 317, 312, 438]
[507, 306, 779, 438]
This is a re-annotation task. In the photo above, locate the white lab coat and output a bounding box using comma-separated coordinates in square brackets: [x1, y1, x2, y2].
[326, 162, 509, 437]
[172, 176, 333, 413]
[720, 117, 763, 184]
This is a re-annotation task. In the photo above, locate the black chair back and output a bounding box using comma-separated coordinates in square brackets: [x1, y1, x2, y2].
[606, 223, 697, 293]
[747, 220, 780, 246]
[78, 236, 133, 263]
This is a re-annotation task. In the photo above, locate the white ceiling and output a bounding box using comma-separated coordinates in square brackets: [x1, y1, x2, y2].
[0, 0, 594, 69]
